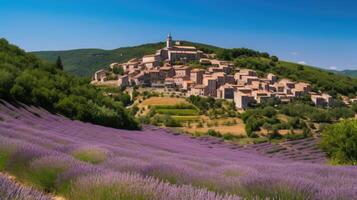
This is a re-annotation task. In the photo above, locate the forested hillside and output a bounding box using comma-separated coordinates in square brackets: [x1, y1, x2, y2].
[0, 38, 139, 130]
[336, 69, 357, 78]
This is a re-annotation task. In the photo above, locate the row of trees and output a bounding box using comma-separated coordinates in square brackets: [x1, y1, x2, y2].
[279, 103, 356, 123]
[217, 48, 277, 61]
[0, 38, 139, 130]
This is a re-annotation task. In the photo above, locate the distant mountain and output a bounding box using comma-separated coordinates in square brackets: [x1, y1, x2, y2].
[335, 69, 357, 78]
[31, 41, 222, 77]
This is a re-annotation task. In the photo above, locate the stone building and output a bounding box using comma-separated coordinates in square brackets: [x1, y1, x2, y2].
[94, 69, 107, 82]
[159, 66, 175, 78]
[217, 84, 235, 99]
[174, 65, 191, 79]
[189, 85, 206, 96]
[234, 92, 251, 109]
[118, 75, 129, 87]
[190, 69, 204, 84]
[142, 54, 161, 68]
[203, 76, 217, 97]
[311, 93, 333, 107]
[157, 34, 203, 63]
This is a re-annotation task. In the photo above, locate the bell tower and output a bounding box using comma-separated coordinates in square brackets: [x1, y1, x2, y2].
[166, 33, 173, 48]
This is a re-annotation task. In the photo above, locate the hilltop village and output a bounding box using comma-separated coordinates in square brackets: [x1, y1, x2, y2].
[92, 34, 334, 109]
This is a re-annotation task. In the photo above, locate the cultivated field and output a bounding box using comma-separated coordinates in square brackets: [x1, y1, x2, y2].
[183, 117, 246, 136]
[0, 101, 356, 200]
[140, 97, 187, 105]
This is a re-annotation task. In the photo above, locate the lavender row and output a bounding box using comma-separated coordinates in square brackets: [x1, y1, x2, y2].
[0, 174, 51, 200]
[0, 101, 356, 199]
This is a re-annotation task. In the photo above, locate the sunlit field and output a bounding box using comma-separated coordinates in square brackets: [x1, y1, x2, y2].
[0, 101, 356, 200]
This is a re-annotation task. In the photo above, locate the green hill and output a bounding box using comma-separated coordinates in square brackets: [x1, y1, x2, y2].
[32, 41, 222, 77]
[32, 41, 357, 96]
[336, 69, 357, 78]
[0, 38, 139, 130]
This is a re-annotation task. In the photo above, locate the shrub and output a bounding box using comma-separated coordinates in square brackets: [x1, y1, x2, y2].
[320, 119, 357, 164]
[28, 156, 74, 192]
[0, 151, 10, 170]
[0, 174, 51, 200]
[222, 133, 243, 140]
[72, 147, 108, 164]
[196, 122, 203, 128]
[284, 134, 306, 140]
[207, 129, 222, 137]
[268, 130, 282, 140]
[162, 115, 182, 127]
[262, 106, 276, 118]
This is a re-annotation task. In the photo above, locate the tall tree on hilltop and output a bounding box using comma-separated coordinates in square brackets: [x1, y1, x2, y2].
[56, 56, 64, 70]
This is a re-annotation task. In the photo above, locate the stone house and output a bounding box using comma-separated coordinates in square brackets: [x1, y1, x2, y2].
[189, 85, 206, 96]
[118, 75, 130, 87]
[311, 93, 333, 107]
[267, 73, 278, 83]
[159, 66, 175, 78]
[234, 91, 251, 109]
[217, 84, 235, 99]
[174, 66, 191, 79]
[203, 76, 217, 97]
[94, 69, 107, 82]
[190, 69, 204, 84]
[182, 80, 195, 91]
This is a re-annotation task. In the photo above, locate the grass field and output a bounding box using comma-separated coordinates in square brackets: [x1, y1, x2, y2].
[141, 97, 187, 106]
[137, 97, 196, 117]
[182, 117, 246, 136]
[139, 97, 246, 136]
[171, 116, 201, 122]
[155, 108, 199, 116]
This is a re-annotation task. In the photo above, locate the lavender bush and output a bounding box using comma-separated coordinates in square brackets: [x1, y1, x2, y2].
[0, 174, 51, 200]
[0, 101, 356, 200]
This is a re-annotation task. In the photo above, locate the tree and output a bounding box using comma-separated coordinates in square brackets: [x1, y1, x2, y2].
[55, 56, 64, 70]
[271, 56, 279, 62]
[320, 119, 357, 164]
[113, 66, 124, 75]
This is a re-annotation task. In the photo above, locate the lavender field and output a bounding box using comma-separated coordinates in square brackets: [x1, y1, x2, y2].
[0, 173, 51, 200]
[0, 101, 356, 200]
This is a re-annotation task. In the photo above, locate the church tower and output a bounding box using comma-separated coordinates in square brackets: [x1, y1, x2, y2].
[166, 33, 173, 48]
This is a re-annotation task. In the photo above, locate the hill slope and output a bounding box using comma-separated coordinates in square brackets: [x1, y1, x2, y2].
[32, 41, 222, 77]
[0, 38, 139, 130]
[336, 69, 357, 78]
[32, 41, 357, 96]
[0, 101, 356, 199]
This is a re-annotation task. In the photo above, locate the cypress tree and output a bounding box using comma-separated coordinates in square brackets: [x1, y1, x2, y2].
[56, 56, 64, 70]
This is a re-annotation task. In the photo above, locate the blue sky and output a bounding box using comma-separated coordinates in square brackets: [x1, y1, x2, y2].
[1, 0, 357, 70]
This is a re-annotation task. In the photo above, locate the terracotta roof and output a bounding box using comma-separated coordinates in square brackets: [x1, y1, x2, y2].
[143, 54, 156, 58]
[160, 66, 173, 70]
[194, 85, 206, 89]
[191, 68, 204, 72]
[169, 51, 198, 54]
[173, 45, 197, 50]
